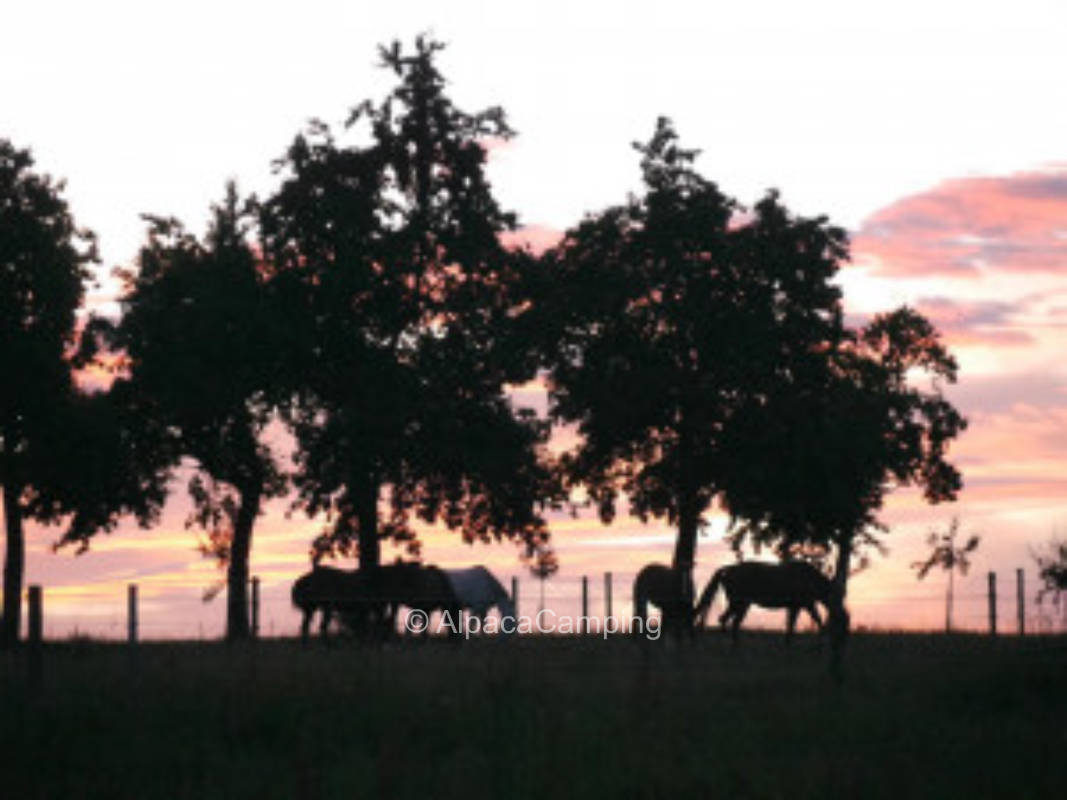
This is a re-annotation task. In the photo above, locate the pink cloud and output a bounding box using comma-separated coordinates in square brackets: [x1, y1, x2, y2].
[852, 169, 1067, 278]
[911, 296, 1036, 349]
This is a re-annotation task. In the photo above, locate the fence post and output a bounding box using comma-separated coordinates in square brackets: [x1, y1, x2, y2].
[581, 575, 589, 634]
[604, 571, 613, 630]
[1016, 568, 1025, 636]
[987, 571, 997, 636]
[511, 576, 519, 618]
[27, 585, 42, 687]
[127, 584, 138, 645]
[250, 576, 260, 639]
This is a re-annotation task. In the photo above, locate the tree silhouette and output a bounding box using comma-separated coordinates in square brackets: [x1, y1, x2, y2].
[1032, 536, 1067, 609]
[912, 517, 980, 633]
[260, 37, 553, 567]
[525, 543, 559, 613]
[534, 119, 846, 585]
[0, 140, 96, 647]
[719, 306, 967, 597]
[49, 378, 171, 551]
[102, 183, 286, 641]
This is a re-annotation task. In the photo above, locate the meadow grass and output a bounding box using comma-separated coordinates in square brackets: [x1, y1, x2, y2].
[2, 632, 1064, 799]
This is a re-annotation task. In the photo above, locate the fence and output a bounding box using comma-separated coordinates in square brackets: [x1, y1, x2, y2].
[10, 566, 1067, 645]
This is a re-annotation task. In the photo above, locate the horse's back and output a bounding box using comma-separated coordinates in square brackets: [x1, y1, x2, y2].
[379, 562, 455, 608]
[634, 563, 673, 591]
[722, 561, 829, 606]
[292, 565, 350, 610]
[445, 566, 510, 614]
[446, 565, 498, 597]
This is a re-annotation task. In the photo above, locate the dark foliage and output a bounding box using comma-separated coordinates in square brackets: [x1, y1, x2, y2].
[97, 183, 287, 640]
[0, 140, 97, 645]
[261, 37, 555, 567]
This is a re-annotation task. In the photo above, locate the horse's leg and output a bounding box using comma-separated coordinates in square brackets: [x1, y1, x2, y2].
[785, 607, 799, 645]
[718, 606, 732, 631]
[807, 603, 825, 651]
[807, 603, 824, 633]
[453, 605, 466, 642]
[420, 607, 432, 641]
[729, 603, 749, 645]
[300, 609, 312, 647]
[632, 590, 647, 641]
[381, 603, 397, 641]
[320, 606, 333, 645]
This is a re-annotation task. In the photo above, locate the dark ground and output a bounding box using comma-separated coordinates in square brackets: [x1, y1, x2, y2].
[2, 632, 1065, 799]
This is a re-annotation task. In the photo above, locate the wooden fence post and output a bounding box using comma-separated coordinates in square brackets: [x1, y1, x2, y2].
[511, 576, 519, 618]
[127, 584, 138, 645]
[604, 571, 613, 629]
[1016, 568, 1025, 636]
[987, 571, 997, 636]
[581, 575, 589, 634]
[250, 576, 260, 639]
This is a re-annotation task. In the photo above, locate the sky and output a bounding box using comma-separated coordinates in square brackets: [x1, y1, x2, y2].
[4, 0, 1067, 637]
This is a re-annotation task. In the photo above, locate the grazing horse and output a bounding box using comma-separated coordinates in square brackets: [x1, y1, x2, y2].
[291, 565, 379, 645]
[633, 563, 695, 640]
[370, 562, 462, 638]
[694, 561, 849, 645]
[443, 566, 516, 632]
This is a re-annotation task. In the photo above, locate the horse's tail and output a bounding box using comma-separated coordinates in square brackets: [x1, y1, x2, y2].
[694, 567, 726, 627]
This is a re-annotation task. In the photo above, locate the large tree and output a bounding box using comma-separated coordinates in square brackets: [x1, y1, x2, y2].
[0, 140, 97, 646]
[107, 184, 286, 640]
[537, 119, 848, 585]
[719, 306, 966, 595]
[260, 38, 552, 567]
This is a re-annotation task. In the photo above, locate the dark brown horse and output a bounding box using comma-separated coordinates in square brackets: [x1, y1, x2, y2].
[633, 563, 695, 640]
[291, 565, 380, 644]
[292, 562, 463, 643]
[370, 562, 462, 638]
[694, 561, 849, 645]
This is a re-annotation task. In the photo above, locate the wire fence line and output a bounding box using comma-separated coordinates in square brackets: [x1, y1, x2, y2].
[14, 566, 1067, 643]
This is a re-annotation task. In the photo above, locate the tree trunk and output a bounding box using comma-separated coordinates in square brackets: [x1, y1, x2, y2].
[1, 480, 25, 649]
[672, 414, 698, 603]
[225, 483, 262, 642]
[833, 536, 853, 599]
[670, 492, 704, 622]
[356, 477, 380, 570]
[673, 503, 699, 606]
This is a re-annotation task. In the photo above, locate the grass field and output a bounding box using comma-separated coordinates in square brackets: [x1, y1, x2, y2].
[2, 632, 1065, 799]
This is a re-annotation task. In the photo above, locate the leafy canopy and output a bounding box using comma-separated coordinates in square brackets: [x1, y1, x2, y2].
[0, 138, 97, 515]
[100, 183, 287, 543]
[538, 118, 847, 562]
[261, 37, 553, 562]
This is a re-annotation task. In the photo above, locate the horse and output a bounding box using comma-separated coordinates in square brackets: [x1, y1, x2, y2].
[443, 566, 516, 633]
[369, 562, 463, 639]
[291, 565, 381, 645]
[632, 563, 695, 640]
[693, 560, 849, 646]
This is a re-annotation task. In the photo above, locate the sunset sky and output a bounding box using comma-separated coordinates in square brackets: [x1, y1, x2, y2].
[4, 0, 1067, 636]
